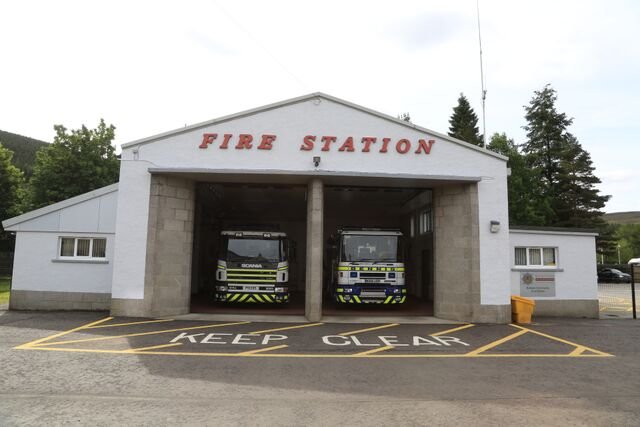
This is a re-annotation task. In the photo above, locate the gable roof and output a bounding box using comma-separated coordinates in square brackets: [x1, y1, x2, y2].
[1, 183, 119, 230]
[121, 92, 507, 161]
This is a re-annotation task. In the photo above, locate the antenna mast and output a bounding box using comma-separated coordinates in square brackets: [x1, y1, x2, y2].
[477, 0, 487, 148]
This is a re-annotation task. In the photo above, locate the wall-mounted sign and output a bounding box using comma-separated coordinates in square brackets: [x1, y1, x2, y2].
[198, 133, 435, 155]
[520, 272, 556, 297]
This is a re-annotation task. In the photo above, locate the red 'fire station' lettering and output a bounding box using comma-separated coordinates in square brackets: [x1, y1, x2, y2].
[361, 136, 376, 152]
[321, 136, 337, 151]
[199, 133, 218, 149]
[258, 134, 276, 150]
[300, 135, 315, 151]
[396, 139, 411, 154]
[236, 134, 253, 149]
[338, 136, 355, 152]
[199, 133, 436, 155]
[379, 137, 391, 153]
[220, 134, 232, 149]
[415, 139, 435, 154]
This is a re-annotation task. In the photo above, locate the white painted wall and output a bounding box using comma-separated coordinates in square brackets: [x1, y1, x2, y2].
[7, 189, 118, 233]
[11, 232, 114, 293]
[509, 230, 598, 300]
[4, 185, 118, 295]
[478, 174, 511, 305]
[114, 95, 511, 306]
[110, 160, 152, 299]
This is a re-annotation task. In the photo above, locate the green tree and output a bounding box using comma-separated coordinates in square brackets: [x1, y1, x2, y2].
[617, 224, 640, 261]
[29, 119, 119, 209]
[0, 143, 26, 230]
[448, 93, 483, 146]
[487, 133, 550, 225]
[597, 222, 621, 263]
[555, 134, 609, 227]
[522, 85, 609, 228]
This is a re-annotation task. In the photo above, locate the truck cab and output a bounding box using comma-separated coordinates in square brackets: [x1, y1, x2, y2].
[330, 228, 406, 304]
[215, 231, 290, 303]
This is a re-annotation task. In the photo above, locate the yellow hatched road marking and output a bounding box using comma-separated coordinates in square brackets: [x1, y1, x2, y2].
[431, 324, 475, 336]
[85, 319, 174, 329]
[339, 323, 399, 336]
[355, 345, 394, 356]
[29, 321, 250, 347]
[465, 329, 529, 356]
[15, 317, 113, 349]
[510, 324, 612, 356]
[238, 345, 289, 355]
[124, 343, 184, 353]
[472, 353, 613, 358]
[20, 346, 614, 358]
[249, 323, 324, 334]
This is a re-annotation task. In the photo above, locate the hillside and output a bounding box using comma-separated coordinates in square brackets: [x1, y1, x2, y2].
[603, 211, 640, 225]
[0, 130, 49, 177]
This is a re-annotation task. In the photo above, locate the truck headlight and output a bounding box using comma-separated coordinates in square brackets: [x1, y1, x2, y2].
[388, 272, 396, 279]
[216, 285, 228, 292]
[343, 288, 353, 293]
[275, 287, 288, 293]
[350, 272, 358, 278]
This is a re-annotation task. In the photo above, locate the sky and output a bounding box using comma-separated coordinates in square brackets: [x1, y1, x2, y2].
[1, 0, 638, 213]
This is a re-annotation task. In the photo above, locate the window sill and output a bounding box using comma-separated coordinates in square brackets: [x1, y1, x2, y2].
[511, 267, 563, 272]
[52, 259, 109, 264]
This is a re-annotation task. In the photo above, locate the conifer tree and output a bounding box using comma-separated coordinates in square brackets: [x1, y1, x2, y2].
[522, 85, 609, 227]
[448, 93, 483, 146]
[555, 134, 609, 227]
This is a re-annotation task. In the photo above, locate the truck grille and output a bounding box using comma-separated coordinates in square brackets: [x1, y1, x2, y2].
[227, 269, 277, 283]
[360, 272, 386, 279]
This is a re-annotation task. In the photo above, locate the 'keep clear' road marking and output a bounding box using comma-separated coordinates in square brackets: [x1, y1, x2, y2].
[169, 331, 470, 348]
[16, 318, 613, 358]
[322, 335, 469, 347]
[170, 332, 288, 346]
[324, 323, 473, 351]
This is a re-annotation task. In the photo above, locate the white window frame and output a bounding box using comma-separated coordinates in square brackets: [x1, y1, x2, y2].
[514, 246, 558, 268]
[58, 236, 108, 260]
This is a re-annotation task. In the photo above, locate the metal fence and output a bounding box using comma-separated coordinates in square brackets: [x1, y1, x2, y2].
[599, 265, 639, 319]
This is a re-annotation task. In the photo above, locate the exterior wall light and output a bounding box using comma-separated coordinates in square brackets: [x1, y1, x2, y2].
[490, 220, 501, 233]
[313, 156, 321, 167]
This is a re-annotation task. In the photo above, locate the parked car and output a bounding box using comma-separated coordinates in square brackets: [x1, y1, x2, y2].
[597, 268, 632, 283]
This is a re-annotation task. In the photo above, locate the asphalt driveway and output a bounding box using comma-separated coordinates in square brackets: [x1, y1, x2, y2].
[1, 311, 639, 426]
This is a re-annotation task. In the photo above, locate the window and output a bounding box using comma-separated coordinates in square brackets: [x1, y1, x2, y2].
[59, 237, 107, 259]
[514, 247, 557, 267]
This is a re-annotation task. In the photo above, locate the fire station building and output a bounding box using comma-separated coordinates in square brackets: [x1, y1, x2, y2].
[2, 93, 600, 322]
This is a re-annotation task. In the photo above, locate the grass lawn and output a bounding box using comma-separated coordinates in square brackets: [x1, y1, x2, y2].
[0, 276, 10, 304]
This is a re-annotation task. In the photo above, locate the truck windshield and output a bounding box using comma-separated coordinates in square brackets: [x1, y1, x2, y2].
[340, 235, 402, 262]
[225, 238, 283, 262]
